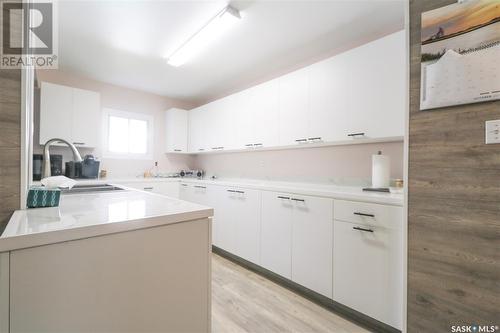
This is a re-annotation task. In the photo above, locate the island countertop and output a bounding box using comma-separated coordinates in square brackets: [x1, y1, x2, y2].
[0, 189, 213, 252]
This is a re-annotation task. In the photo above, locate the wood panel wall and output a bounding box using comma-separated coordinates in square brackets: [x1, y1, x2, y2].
[408, 1, 500, 331]
[0, 0, 21, 232]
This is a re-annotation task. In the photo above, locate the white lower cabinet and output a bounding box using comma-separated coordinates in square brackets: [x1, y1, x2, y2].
[333, 203, 402, 329]
[260, 191, 334, 298]
[260, 192, 294, 279]
[215, 186, 261, 264]
[291, 195, 333, 298]
[177, 182, 402, 329]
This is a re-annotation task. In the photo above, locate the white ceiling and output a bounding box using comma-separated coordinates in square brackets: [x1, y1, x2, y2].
[57, 0, 404, 105]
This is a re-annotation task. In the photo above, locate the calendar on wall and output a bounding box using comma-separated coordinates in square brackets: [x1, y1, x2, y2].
[420, 0, 500, 110]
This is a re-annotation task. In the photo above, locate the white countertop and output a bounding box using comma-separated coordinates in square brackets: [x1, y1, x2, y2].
[42, 177, 404, 206]
[0, 189, 213, 252]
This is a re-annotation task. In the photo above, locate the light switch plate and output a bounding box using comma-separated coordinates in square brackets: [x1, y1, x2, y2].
[485, 120, 500, 144]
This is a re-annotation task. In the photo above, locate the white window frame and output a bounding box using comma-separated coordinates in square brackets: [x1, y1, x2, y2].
[102, 108, 154, 160]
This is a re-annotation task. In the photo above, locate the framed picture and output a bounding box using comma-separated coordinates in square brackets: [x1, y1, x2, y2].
[420, 0, 500, 110]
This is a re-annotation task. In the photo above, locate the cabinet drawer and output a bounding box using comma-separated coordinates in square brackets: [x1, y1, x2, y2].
[334, 200, 402, 230]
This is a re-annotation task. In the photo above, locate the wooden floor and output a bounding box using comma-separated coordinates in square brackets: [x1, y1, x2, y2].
[212, 254, 370, 333]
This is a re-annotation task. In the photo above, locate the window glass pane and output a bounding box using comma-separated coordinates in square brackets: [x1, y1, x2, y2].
[129, 119, 148, 154]
[108, 116, 129, 153]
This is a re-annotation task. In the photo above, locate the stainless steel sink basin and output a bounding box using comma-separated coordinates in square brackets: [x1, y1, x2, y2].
[61, 184, 125, 194]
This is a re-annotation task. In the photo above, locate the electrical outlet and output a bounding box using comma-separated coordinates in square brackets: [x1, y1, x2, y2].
[485, 120, 500, 144]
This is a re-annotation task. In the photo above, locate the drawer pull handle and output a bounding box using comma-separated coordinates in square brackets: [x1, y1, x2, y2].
[307, 137, 322, 141]
[245, 144, 253, 147]
[235, 190, 245, 194]
[181, 184, 188, 187]
[295, 138, 308, 143]
[253, 143, 263, 147]
[277, 196, 290, 200]
[194, 185, 206, 189]
[198, 149, 205, 151]
[73, 142, 85, 145]
[227, 189, 236, 193]
[291, 198, 305, 202]
[174, 149, 182, 152]
[354, 212, 375, 218]
[347, 132, 365, 137]
[353, 226, 374, 233]
[143, 187, 154, 190]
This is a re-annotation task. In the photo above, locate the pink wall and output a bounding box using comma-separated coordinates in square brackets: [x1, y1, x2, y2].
[35, 69, 196, 178]
[194, 141, 404, 186]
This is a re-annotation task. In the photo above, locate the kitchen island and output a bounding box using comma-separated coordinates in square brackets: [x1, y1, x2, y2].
[0, 188, 213, 333]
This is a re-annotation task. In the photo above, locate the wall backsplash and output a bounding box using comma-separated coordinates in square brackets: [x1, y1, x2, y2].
[34, 70, 196, 179]
[194, 141, 404, 186]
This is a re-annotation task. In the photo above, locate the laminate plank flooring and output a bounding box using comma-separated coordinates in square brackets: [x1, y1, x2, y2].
[212, 253, 370, 333]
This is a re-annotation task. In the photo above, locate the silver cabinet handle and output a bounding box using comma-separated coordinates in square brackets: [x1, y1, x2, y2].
[194, 185, 206, 189]
[73, 142, 85, 145]
[198, 148, 205, 151]
[253, 143, 263, 147]
[234, 190, 245, 194]
[291, 198, 305, 202]
[181, 184, 188, 187]
[174, 149, 182, 152]
[245, 144, 253, 147]
[143, 187, 154, 190]
[277, 196, 290, 200]
[348, 132, 365, 137]
[307, 137, 322, 142]
[227, 189, 236, 193]
[211, 147, 224, 150]
[295, 138, 307, 143]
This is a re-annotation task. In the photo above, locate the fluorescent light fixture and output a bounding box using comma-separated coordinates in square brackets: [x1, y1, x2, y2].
[166, 5, 241, 67]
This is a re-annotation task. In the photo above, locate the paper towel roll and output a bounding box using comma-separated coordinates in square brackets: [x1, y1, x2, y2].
[372, 151, 390, 188]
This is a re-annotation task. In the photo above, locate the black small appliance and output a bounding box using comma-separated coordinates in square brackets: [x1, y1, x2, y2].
[32, 154, 63, 181]
[65, 155, 100, 179]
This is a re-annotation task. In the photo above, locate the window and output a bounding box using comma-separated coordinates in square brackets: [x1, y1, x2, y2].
[103, 109, 153, 159]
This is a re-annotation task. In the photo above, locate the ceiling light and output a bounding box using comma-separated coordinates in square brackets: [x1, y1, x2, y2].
[166, 5, 241, 67]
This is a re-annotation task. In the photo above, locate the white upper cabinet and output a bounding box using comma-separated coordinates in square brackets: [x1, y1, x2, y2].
[309, 53, 351, 142]
[185, 30, 405, 153]
[72, 88, 101, 148]
[40, 82, 101, 148]
[346, 30, 405, 139]
[188, 106, 209, 153]
[279, 67, 310, 146]
[235, 80, 280, 149]
[252, 79, 280, 148]
[165, 108, 188, 153]
[40, 82, 73, 145]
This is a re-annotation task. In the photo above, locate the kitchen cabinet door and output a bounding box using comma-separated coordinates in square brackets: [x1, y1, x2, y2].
[165, 108, 188, 153]
[39, 82, 73, 145]
[188, 107, 209, 153]
[213, 186, 238, 253]
[234, 89, 255, 150]
[260, 191, 293, 279]
[209, 96, 236, 152]
[347, 31, 405, 140]
[333, 220, 402, 329]
[72, 87, 101, 148]
[291, 195, 333, 298]
[232, 188, 261, 264]
[252, 79, 280, 148]
[278, 68, 310, 146]
[309, 53, 351, 143]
